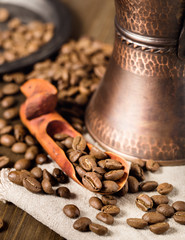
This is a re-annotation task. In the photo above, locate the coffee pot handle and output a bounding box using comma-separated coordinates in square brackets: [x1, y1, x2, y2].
[178, 18, 185, 60]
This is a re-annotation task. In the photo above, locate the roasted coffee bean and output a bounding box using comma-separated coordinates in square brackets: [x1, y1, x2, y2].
[53, 133, 68, 141]
[0, 125, 13, 135]
[0, 8, 9, 22]
[89, 222, 108, 236]
[20, 170, 34, 181]
[72, 135, 86, 151]
[24, 145, 38, 160]
[2, 83, 19, 95]
[1, 96, 16, 108]
[173, 211, 185, 225]
[14, 124, 26, 142]
[76, 165, 86, 178]
[130, 163, 145, 181]
[102, 180, 119, 193]
[23, 176, 42, 193]
[89, 196, 103, 210]
[90, 146, 107, 159]
[52, 168, 68, 183]
[172, 201, 185, 211]
[41, 179, 54, 194]
[101, 195, 117, 205]
[82, 172, 102, 192]
[30, 167, 43, 179]
[98, 159, 122, 170]
[61, 137, 73, 149]
[14, 158, 31, 170]
[142, 212, 165, 224]
[8, 170, 23, 186]
[96, 212, 114, 225]
[92, 167, 106, 176]
[36, 153, 48, 165]
[0, 118, 7, 129]
[104, 169, 124, 181]
[149, 222, 169, 234]
[56, 187, 70, 198]
[140, 181, 158, 192]
[63, 204, 80, 218]
[126, 218, 148, 229]
[79, 155, 97, 171]
[3, 107, 19, 120]
[101, 205, 120, 216]
[128, 176, 139, 193]
[136, 194, 153, 211]
[11, 142, 27, 153]
[68, 150, 82, 162]
[73, 217, 91, 232]
[43, 169, 57, 186]
[134, 159, 146, 168]
[0, 155, 10, 169]
[157, 183, 173, 195]
[1, 134, 15, 147]
[146, 160, 160, 172]
[151, 195, 169, 206]
[116, 181, 128, 197]
[25, 135, 37, 146]
[156, 204, 175, 218]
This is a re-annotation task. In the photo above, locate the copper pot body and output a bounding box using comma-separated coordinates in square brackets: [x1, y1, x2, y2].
[85, 0, 185, 165]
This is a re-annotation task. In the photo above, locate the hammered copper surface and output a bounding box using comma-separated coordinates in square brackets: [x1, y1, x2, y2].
[85, 0, 185, 165]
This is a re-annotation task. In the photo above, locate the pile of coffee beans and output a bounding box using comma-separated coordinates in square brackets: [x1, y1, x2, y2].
[52, 134, 125, 194]
[0, 7, 54, 64]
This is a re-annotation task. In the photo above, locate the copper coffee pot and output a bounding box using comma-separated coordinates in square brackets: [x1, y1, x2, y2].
[85, 0, 185, 166]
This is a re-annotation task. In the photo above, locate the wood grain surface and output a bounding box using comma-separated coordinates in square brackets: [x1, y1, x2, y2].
[0, 0, 115, 239]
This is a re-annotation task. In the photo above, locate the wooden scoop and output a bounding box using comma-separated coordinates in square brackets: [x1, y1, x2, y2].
[20, 79, 129, 194]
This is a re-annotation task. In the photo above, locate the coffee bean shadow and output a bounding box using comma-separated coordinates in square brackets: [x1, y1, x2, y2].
[165, 227, 177, 235]
[0, 220, 8, 232]
[169, 187, 178, 198]
[70, 192, 76, 199]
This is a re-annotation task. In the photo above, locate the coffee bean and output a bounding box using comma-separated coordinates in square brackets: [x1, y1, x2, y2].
[11, 142, 27, 153]
[53, 133, 68, 141]
[156, 204, 175, 218]
[151, 195, 169, 206]
[130, 163, 145, 181]
[90, 146, 107, 159]
[0, 118, 7, 129]
[61, 137, 73, 149]
[89, 222, 108, 236]
[76, 165, 86, 178]
[14, 124, 26, 142]
[3, 107, 19, 120]
[101, 195, 117, 205]
[20, 170, 34, 181]
[1, 134, 15, 147]
[133, 159, 146, 168]
[79, 155, 97, 171]
[116, 181, 128, 197]
[92, 166, 106, 176]
[73, 217, 91, 232]
[101, 205, 120, 216]
[25, 135, 37, 146]
[98, 159, 122, 170]
[63, 204, 80, 218]
[52, 168, 68, 183]
[128, 176, 139, 193]
[136, 194, 153, 211]
[173, 211, 185, 225]
[96, 212, 114, 225]
[23, 176, 42, 193]
[14, 158, 31, 170]
[68, 150, 82, 162]
[41, 179, 54, 194]
[157, 183, 173, 195]
[142, 212, 165, 224]
[126, 218, 148, 229]
[0, 125, 13, 135]
[56, 187, 70, 198]
[8, 170, 23, 186]
[104, 169, 124, 181]
[1, 96, 16, 108]
[36, 153, 48, 165]
[30, 167, 43, 179]
[172, 201, 185, 211]
[0, 8, 9, 22]
[140, 181, 158, 192]
[149, 222, 169, 234]
[72, 135, 86, 151]
[43, 169, 57, 186]
[2, 83, 19, 95]
[146, 160, 160, 172]
[82, 172, 102, 192]
[89, 196, 103, 210]
[24, 145, 38, 160]
[102, 180, 119, 193]
[0, 155, 10, 169]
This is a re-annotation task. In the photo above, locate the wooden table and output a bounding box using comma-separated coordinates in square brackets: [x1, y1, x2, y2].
[0, 0, 115, 239]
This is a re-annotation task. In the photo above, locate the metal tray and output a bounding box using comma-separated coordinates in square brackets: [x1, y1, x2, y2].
[0, 0, 72, 74]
